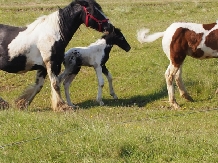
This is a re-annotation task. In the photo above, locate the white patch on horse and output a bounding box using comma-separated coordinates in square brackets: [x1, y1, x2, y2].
[137, 20, 218, 109]
[59, 38, 107, 106]
[8, 11, 60, 64]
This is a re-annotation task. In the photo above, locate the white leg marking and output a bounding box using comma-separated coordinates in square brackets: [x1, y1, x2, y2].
[165, 64, 180, 109]
[46, 62, 72, 111]
[63, 74, 77, 107]
[15, 70, 45, 109]
[105, 71, 118, 99]
[175, 66, 194, 102]
[95, 66, 104, 106]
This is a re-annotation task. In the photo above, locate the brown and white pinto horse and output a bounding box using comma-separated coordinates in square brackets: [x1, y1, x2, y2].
[0, 0, 112, 111]
[137, 21, 218, 109]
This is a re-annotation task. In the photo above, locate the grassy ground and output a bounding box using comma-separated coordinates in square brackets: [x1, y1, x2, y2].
[1, 0, 218, 162]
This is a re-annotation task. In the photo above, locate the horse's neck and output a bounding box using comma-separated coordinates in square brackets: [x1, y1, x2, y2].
[104, 45, 113, 57]
[58, 5, 83, 46]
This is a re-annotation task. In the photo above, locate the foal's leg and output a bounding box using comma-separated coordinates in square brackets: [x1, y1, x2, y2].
[15, 69, 47, 109]
[165, 64, 180, 109]
[102, 65, 118, 99]
[63, 74, 77, 107]
[95, 66, 104, 106]
[175, 65, 194, 102]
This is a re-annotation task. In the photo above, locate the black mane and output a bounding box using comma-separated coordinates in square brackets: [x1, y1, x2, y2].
[75, 0, 103, 12]
[58, 1, 82, 45]
[58, 0, 105, 45]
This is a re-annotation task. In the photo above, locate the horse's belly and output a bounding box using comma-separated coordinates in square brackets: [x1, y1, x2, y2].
[0, 50, 44, 73]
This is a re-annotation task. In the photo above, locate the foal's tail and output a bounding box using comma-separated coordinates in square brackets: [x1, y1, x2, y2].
[137, 28, 165, 44]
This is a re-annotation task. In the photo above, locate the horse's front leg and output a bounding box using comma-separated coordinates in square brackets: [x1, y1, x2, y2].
[95, 66, 104, 106]
[15, 68, 47, 110]
[45, 61, 72, 112]
[102, 65, 118, 99]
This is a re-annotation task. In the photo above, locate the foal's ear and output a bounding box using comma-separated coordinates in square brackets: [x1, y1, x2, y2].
[103, 23, 114, 35]
[76, 0, 89, 7]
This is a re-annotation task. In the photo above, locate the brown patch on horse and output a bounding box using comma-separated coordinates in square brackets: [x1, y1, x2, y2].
[203, 23, 216, 30]
[205, 29, 218, 50]
[170, 27, 204, 67]
[170, 28, 188, 67]
[192, 48, 204, 58]
[185, 30, 204, 58]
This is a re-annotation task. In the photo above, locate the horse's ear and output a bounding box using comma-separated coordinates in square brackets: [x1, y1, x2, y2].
[103, 24, 114, 34]
[76, 0, 89, 7]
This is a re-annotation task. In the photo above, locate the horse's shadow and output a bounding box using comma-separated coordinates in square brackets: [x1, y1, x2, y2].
[76, 86, 168, 109]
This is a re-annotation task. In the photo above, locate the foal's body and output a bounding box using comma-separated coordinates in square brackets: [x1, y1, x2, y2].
[0, 0, 112, 111]
[137, 21, 218, 109]
[59, 27, 131, 107]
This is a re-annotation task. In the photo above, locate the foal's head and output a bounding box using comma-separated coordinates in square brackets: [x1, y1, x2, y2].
[76, 0, 112, 32]
[102, 25, 131, 52]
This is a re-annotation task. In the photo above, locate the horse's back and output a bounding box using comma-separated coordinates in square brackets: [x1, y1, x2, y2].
[163, 21, 218, 59]
[0, 24, 26, 46]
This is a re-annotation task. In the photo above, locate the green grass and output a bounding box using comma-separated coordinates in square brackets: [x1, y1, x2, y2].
[1, 0, 218, 162]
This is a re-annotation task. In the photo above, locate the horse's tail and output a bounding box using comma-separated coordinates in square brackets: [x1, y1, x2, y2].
[137, 28, 165, 44]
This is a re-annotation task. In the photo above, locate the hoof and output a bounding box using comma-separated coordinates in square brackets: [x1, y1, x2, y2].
[0, 98, 9, 110]
[111, 93, 118, 100]
[97, 100, 104, 106]
[69, 103, 79, 110]
[170, 101, 181, 110]
[181, 94, 194, 102]
[96, 97, 104, 106]
[54, 102, 75, 112]
[15, 99, 29, 110]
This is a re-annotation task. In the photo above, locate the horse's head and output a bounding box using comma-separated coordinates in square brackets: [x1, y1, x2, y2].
[76, 0, 112, 32]
[103, 25, 131, 52]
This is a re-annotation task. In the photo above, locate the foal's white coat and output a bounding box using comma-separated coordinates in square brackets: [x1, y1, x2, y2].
[59, 38, 118, 107]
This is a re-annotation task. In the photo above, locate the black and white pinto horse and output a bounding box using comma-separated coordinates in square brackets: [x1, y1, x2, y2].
[58, 26, 131, 108]
[0, 0, 113, 111]
[137, 21, 218, 109]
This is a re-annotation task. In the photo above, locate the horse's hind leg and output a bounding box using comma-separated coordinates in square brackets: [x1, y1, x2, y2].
[15, 69, 47, 109]
[165, 64, 180, 109]
[63, 74, 77, 107]
[95, 66, 104, 106]
[175, 65, 194, 102]
[0, 97, 9, 110]
[102, 65, 118, 99]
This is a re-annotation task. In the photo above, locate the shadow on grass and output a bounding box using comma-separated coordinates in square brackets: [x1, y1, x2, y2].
[76, 86, 168, 109]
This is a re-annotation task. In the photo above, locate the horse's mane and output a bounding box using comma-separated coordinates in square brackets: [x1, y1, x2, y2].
[26, 15, 48, 33]
[90, 0, 103, 12]
[25, 12, 59, 34]
[74, 0, 103, 12]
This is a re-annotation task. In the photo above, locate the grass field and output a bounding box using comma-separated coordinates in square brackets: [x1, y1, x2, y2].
[1, 0, 218, 162]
